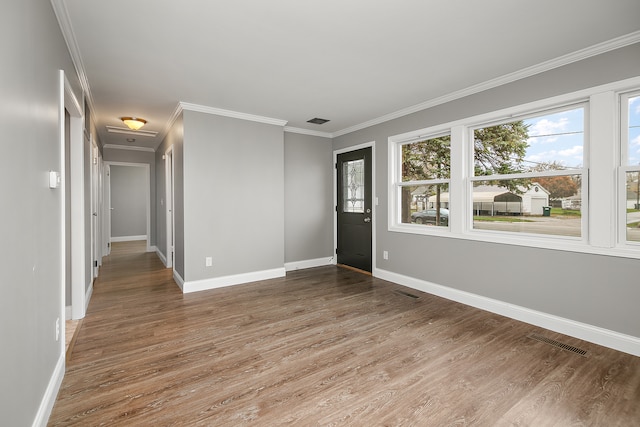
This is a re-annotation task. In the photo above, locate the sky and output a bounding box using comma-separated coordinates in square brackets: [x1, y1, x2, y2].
[628, 95, 640, 166]
[520, 97, 640, 168]
[522, 107, 584, 170]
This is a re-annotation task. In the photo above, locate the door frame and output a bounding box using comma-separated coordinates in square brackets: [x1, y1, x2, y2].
[60, 71, 87, 321]
[105, 161, 152, 251]
[164, 145, 175, 268]
[333, 141, 376, 274]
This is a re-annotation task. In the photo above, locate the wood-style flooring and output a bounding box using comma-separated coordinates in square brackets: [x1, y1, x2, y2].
[49, 242, 640, 426]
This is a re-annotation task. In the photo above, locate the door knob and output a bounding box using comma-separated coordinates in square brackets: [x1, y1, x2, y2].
[364, 217, 371, 223]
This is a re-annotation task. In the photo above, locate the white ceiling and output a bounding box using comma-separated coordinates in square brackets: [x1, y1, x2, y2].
[55, 0, 640, 151]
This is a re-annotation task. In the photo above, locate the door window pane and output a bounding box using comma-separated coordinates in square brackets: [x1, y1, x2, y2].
[342, 159, 365, 213]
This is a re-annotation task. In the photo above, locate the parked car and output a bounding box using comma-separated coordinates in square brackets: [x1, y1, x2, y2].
[411, 208, 449, 226]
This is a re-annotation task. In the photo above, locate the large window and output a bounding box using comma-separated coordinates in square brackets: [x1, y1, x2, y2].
[622, 92, 640, 244]
[388, 77, 640, 258]
[470, 106, 585, 238]
[398, 134, 451, 227]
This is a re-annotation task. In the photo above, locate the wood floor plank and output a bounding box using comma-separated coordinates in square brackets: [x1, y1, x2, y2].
[48, 242, 640, 426]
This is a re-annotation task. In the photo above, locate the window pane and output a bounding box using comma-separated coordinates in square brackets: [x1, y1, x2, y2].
[400, 184, 449, 226]
[472, 178, 581, 237]
[626, 171, 640, 242]
[402, 135, 450, 181]
[627, 95, 640, 166]
[342, 159, 365, 213]
[473, 107, 584, 176]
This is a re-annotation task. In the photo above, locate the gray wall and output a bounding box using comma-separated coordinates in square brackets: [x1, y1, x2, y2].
[182, 111, 284, 282]
[333, 43, 640, 338]
[0, 0, 81, 424]
[109, 165, 147, 238]
[284, 132, 334, 263]
[103, 147, 156, 246]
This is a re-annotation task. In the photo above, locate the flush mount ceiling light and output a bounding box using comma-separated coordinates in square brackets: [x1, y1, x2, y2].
[307, 117, 330, 125]
[120, 117, 147, 131]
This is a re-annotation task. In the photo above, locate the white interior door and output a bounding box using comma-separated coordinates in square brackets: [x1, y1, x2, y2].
[165, 146, 175, 268]
[91, 139, 100, 279]
[103, 164, 111, 255]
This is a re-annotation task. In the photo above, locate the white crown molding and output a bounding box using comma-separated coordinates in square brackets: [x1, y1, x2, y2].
[50, 0, 98, 130]
[157, 102, 185, 143]
[105, 126, 158, 137]
[180, 102, 288, 127]
[333, 30, 640, 138]
[103, 144, 155, 153]
[284, 126, 333, 139]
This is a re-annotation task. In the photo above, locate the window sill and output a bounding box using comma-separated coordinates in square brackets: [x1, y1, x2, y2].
[389, 224, 640, 260]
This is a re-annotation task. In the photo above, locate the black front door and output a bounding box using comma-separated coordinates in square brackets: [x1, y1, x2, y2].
[336, 147, 372, 272]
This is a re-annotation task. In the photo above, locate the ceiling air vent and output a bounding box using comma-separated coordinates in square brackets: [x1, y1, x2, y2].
[307, 117, 330, 125]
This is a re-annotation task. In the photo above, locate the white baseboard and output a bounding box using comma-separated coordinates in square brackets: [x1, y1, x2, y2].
[110, 235, 146, 242]
[285, 256, 334, 272]
[85, 281, 94, 312]
[65, 305, 72, 320]
[32, 354, 64, 427]
[147, 245, 157, 253]
[173, 270, 185, 291]
[375, 268, 640, 357]
[182, 268, 286, 294]
[156, 248, 168, 267]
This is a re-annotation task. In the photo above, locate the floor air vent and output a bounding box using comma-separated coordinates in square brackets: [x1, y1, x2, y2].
[527, 333, 589, 357]
[393, 290, 420, 299]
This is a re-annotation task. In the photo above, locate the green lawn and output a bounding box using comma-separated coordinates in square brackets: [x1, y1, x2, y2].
[550, 208, 581, 217]
[627, 208, 640, 213]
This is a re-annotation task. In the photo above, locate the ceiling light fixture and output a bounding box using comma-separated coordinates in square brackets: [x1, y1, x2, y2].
[120, 117, 147, 131]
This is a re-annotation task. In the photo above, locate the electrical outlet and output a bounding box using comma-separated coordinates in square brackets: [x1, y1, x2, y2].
[55, 318, 60, 342]
[383, 251, 389, 260]
[205, 257, 213, 267]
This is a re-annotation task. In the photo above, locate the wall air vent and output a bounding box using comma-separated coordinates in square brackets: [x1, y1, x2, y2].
[307, 117, 330, 125]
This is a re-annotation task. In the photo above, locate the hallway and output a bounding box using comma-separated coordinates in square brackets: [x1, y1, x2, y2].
[49, 243, 640, 426]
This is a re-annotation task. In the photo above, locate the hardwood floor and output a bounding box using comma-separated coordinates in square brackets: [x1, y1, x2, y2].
[64, 319, 82, 363]
[49, 242, 640, 426]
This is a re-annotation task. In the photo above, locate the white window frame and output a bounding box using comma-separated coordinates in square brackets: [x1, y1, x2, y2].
[619, 90, 640, 248]
[389, 127, 452, 236]
[467, 103, 589, 243]
[388, 76, 640, 259]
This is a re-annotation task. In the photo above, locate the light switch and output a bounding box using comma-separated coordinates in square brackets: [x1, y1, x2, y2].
[49, 171, 60, 189]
